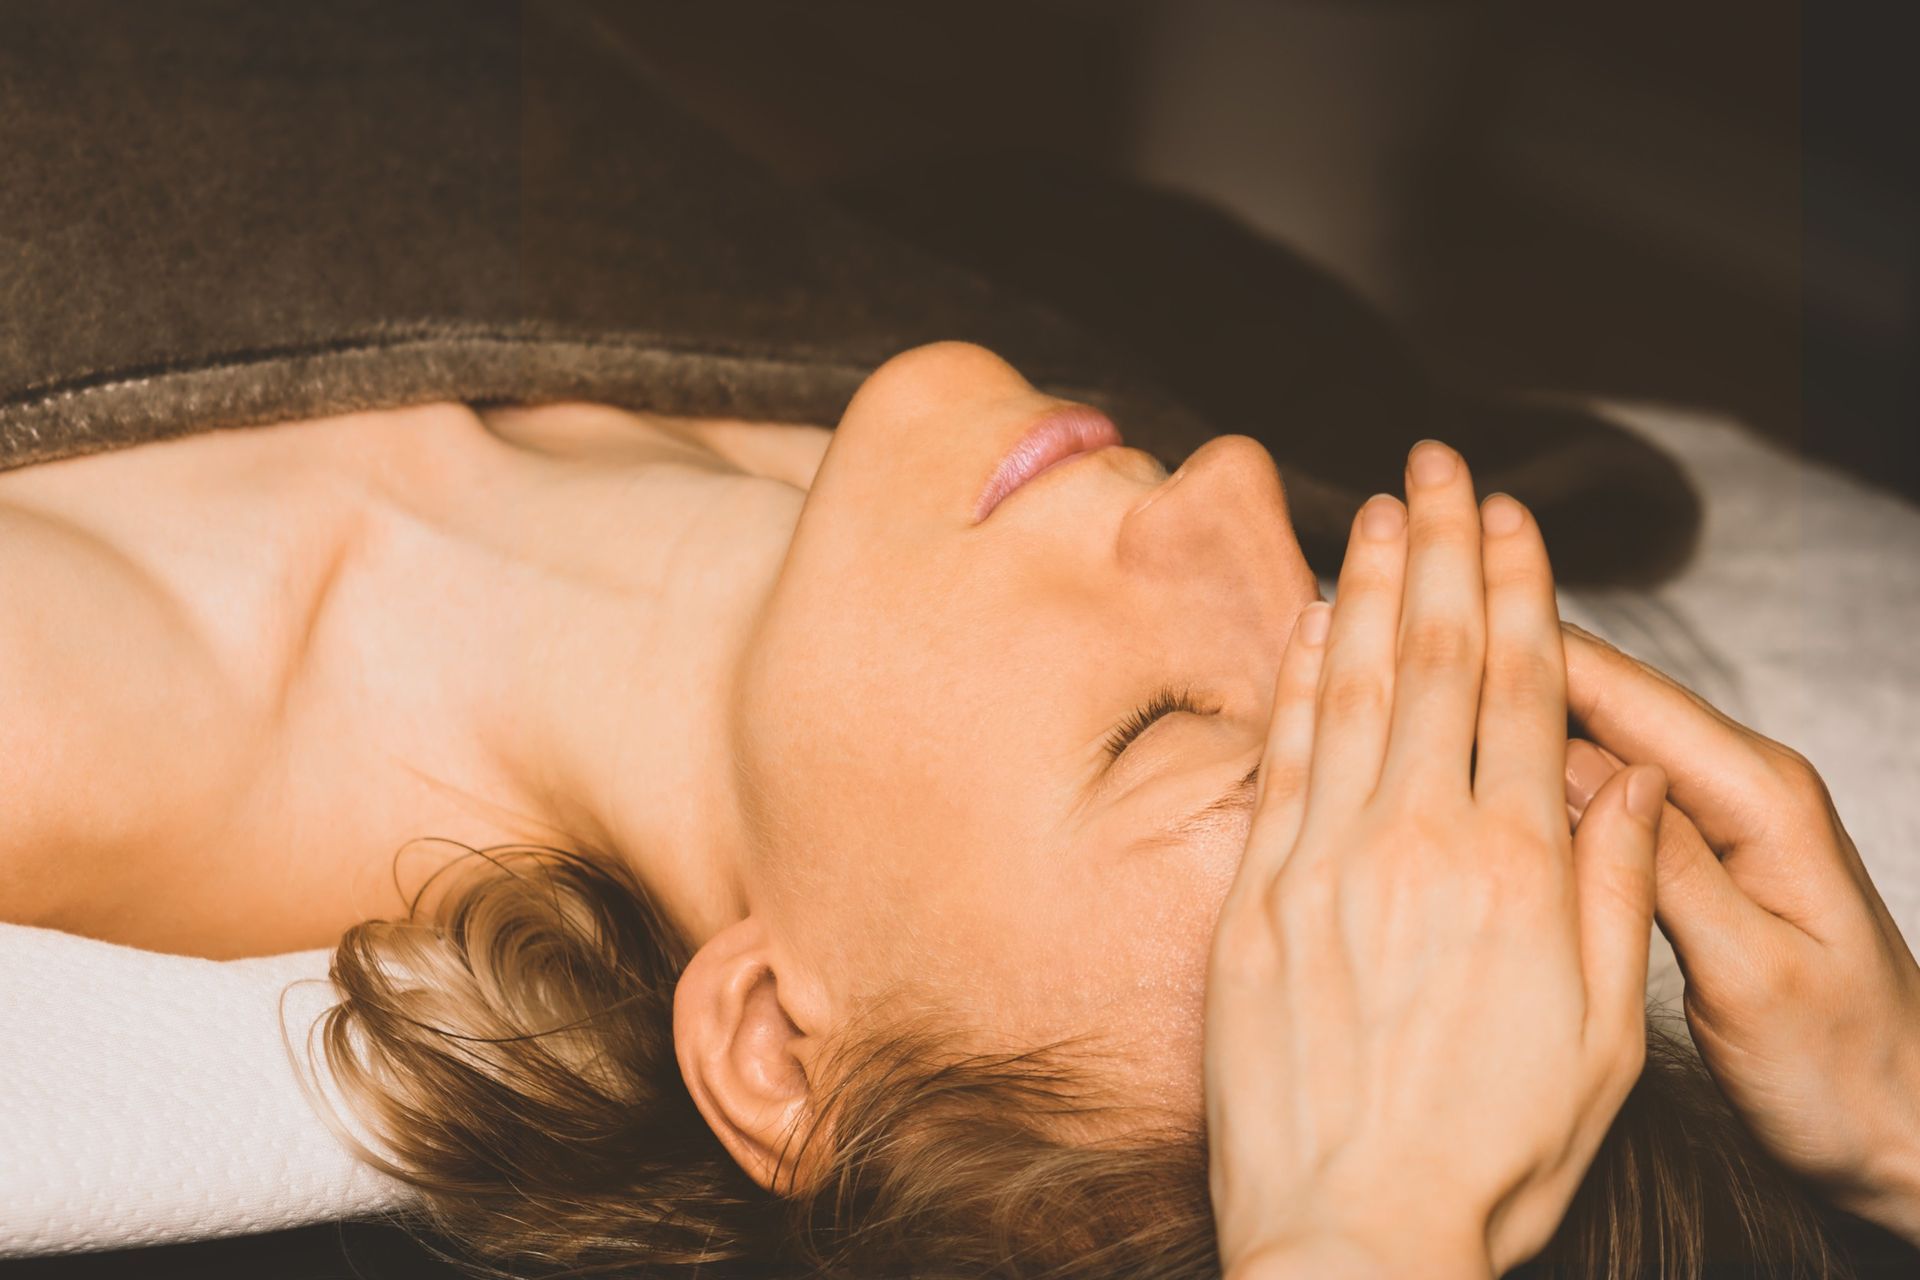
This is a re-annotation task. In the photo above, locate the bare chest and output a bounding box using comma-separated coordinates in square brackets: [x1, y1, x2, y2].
[0, 405, 541, 955]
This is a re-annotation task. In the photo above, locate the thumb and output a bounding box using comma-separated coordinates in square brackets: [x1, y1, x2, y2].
[1647, 799, 1771, 986]
[1572, 765, 1666, 1038]
[1569, 738, 1767, 980]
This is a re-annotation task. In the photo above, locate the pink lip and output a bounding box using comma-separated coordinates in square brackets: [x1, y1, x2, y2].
[973, 404, 1124, 523]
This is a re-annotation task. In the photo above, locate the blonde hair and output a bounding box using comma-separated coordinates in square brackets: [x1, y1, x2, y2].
[313, 844, 1847, 1279]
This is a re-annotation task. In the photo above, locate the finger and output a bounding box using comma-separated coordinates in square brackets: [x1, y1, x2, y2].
[1237, 600, 1333, 885]
[1306, 494, 1408, 812]
[1568, 739, 1779, 972]
[1562, 623, 1784, 851]
[1564, 737, 1623, 822]
[1471, 493, 1567, 828]
[1379, 440, 1485, 797]
[1572, 764, 1666, 1048]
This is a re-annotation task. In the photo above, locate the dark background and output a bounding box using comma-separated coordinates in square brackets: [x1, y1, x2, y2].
[4, 3, 1915, 1277]
[584, 0, 1917, 503]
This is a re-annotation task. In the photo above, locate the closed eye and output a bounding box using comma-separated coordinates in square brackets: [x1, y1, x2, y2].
[1103, 684, 1211, 760]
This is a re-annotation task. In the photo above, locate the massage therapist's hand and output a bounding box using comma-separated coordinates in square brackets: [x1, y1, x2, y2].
[1205, 442, 1671, 1280]
[1560, 625, 1920, 1245]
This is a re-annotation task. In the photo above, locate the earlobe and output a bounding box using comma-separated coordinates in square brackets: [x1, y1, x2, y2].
[672, 915, 818, 1192]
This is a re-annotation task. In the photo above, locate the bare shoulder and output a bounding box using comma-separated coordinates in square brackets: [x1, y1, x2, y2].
[0, 402, 537, 951]
[0, 498, 253, 930]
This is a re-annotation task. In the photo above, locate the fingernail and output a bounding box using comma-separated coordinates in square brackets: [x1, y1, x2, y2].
[1564, 738, 1616, 812]
[1481, 492, 1524, 536]
[1409, 439, 1457, 485]
[1295, 601, 1332, 646]
[1627, 766, 1668, 825]
[1361, 494, 1405, 539]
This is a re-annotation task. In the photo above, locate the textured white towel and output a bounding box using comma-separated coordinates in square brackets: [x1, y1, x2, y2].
[3, 401, 1916, 1256]
[0, 927, 406, 1255]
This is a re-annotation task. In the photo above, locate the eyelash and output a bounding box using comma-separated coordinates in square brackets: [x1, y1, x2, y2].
[1104, 683, 1208, 760]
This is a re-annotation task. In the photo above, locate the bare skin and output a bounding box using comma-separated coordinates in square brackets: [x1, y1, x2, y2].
[0, 399, 832, 956]
[0, 341, 1325, 1145]
[6, 341, 1919, 1267]
[1560, 631, 1920, 1251]
[1207, 456, 1667, 1277]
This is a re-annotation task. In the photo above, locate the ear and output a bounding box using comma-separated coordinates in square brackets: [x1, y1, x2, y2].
[672, 914, 820, 1192]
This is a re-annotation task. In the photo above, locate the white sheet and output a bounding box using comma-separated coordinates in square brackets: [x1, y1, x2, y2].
[4, 400, 1917, 1255]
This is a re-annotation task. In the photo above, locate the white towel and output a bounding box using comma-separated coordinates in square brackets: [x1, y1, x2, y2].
[4, 400, 1917, 1256]
[0, 927, 405, 1255]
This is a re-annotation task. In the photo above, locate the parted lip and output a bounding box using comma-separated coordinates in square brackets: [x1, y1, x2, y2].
[972, 403, 1124, 524]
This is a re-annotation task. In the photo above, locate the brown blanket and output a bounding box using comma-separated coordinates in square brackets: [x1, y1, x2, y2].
[0, 0, 1695, 585]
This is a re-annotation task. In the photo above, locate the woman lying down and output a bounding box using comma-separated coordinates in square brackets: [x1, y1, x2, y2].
[3, 340, 1915, 1278]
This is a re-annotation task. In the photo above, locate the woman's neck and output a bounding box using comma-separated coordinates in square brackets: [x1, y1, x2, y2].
[321, 403, 820, 949]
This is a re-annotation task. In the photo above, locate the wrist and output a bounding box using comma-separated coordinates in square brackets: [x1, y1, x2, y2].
[1843, 1048, 1920, 1247]
[1226, 1231, 1491, 1280]
[1847, 1135, 1920, 1249]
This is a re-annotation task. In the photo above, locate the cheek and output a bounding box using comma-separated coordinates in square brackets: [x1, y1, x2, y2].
[971, 839, 1235, 1116]
[734, 645, 1035, 995]
[1091, 836, 1244, 1113]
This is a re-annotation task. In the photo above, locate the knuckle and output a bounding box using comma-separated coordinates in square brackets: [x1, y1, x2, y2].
[1412, 513, 1479, 550]
[1339, 562, 1400, 598]
[1763, 743, 1830, 806]
[1562, 630, 1627, 706]
[1269, 853, 1340, 922]
[1474, 817, 1551, 875]
[1321, 671, 1388, 720]
[1561, 619, 1621, 655]
[1618, 1031, 1649, 1083]
[1482, 547, 1548, 593]
[1254, 758, 1311, 811]
[1380, 770, 1461, 826]
[1279, 653, 1323, 700]
[1484, 649, 1563, 705]
[1208, 913, 1278, 986]
[1385, 797, 1488, 862]
[1488, 808, 1558, 857]
[1401, 617, 1478, 675]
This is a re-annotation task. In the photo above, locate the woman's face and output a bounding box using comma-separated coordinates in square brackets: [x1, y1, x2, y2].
[733, 341, 1320, 1117]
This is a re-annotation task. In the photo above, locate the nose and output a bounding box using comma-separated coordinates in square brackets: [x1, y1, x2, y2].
[1118, 435, 1297, 569]
[1116, 434, 1311, 624]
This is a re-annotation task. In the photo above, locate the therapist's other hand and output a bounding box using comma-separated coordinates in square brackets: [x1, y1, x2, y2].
[1205, 442, 1669, 1280]
[1562, 627, 1920, 1246]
